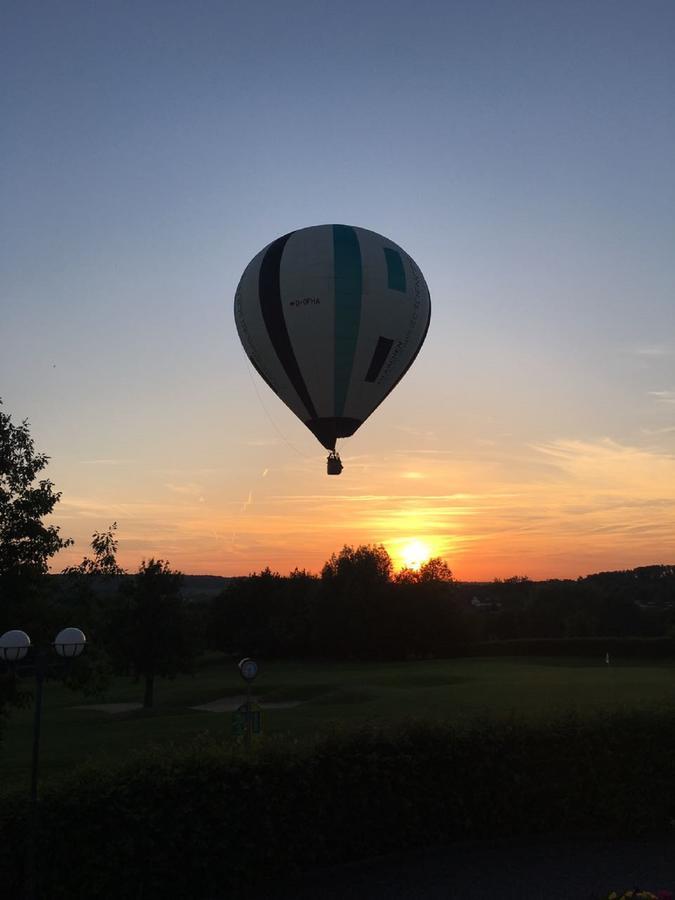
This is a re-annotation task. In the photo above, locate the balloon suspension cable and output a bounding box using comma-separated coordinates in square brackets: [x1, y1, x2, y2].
[327, 449, 343, 476]
[244, 356, 310, 460]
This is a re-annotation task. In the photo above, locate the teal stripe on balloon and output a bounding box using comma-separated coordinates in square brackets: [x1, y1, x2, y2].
[333, 225, 362, 417]
[384, 248, 406, 292]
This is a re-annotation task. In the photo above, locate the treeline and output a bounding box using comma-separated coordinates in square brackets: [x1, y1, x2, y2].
[207, 546, 465, 660]
[462, 566, 675, 642]
[205, 549, 675, 660]
[39, 546, 675, 674]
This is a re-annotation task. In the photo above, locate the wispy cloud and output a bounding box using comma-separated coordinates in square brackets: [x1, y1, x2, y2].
[80, 458, 133, 465]
[393, 425, 436, 439]
[395, 448, 456, 456]
[243, 438, 282, 447]
[641, 425, 675, 436]
[648, 390, 675, 404]
[165, 482, 204, 496]
[629, 345, 672, 358]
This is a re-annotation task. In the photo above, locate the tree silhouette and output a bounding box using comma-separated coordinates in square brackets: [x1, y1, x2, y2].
[0, 399, 73, 737]
[396, 557, 454, 585]
[0, 399, 71, 583]
[107, 558, 195, 708]
[63, 522, 124, 577]
[59, 523, 126, 697]
[208, 566, 318, 658]
[321, 544, 393, 587]
[315, 545, 393, 657]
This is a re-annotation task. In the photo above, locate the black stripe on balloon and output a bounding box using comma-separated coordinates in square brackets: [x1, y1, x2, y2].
[365, 336, 394, 383]
[364, 271, 432, 422]
[258, 232, 318, 421]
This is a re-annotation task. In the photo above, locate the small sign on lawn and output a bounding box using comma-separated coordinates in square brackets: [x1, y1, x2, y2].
[232, 702, 263, 736]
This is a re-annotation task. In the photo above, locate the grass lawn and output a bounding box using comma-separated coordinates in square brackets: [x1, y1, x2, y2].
[2, 654, 675, 789]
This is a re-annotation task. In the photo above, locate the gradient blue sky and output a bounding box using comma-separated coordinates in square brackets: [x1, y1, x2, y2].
[2, 1, 674, 578]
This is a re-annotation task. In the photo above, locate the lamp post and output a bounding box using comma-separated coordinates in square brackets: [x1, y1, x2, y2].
[0, 626, 87, 900]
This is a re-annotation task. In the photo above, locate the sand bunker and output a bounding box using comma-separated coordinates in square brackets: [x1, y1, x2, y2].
[191, 695, 302, 712]
[72, 702, 143, 714]
[70, 697, 302, 714]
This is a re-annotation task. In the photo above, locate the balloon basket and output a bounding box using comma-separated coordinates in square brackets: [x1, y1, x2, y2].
[327, 451, 343, 475]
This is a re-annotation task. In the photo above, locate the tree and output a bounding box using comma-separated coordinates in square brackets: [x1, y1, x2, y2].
[208, 567, 317, 658]
[391, 557, 469, 657]
[321, 544, 393, 587]
[0, 400, 72, 584]
[314, 545, 393, 658]
[396, 557, 454, 585]
[0, 400, 74, 741]
[58, 523, 126, 697]
[63, 522, 124, 577]
[106, 558, 195, 708]
[61, 521, 125, 635]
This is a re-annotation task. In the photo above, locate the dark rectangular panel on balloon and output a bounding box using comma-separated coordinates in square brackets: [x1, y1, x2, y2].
[365, 336, 394, 382]
[384, 248, 406, 292]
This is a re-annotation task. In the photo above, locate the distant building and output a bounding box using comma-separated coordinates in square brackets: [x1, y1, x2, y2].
[470, 596, 501, 611]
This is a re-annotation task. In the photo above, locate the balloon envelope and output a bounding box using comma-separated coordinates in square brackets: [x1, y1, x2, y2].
[234, 224, 431, 451]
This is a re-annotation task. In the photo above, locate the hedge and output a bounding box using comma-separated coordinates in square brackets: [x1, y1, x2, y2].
[2, 709, 675, 898]
[465, 637, 675, 658]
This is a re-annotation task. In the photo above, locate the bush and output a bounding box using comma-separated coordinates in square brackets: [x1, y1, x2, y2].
[2, 710, 675, 898]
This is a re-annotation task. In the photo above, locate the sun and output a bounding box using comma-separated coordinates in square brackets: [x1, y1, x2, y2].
[399, 539, 432, 572]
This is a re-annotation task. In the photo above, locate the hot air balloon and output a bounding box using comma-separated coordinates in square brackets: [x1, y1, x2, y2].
[234, 224, 431, 474]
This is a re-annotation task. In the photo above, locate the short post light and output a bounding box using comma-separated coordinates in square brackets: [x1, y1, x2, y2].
[0, 626, 86, 900]
[238, 657, 259, 750]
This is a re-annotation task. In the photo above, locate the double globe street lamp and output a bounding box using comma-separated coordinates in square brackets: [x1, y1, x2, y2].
[0, 626, 87, 900]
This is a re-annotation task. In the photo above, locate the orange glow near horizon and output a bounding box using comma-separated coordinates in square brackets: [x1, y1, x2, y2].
[49, 435, 675, 582]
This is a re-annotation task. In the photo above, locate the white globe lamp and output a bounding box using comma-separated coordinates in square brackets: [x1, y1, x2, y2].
[53, 627, 87, 659]
[0, 629, 31, 663]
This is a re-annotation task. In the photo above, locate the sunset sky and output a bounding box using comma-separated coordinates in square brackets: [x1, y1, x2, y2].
[2, 1, 674, 580]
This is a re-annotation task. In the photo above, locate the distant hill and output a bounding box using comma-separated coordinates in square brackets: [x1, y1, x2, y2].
[50, 574, 234, 601]
[51, 564, 675, 604]
[177, 575, 235, 599]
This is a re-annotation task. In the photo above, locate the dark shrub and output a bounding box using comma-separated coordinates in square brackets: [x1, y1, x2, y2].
[2, 710, 675, 898]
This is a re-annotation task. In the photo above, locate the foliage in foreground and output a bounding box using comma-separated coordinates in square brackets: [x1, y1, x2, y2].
[0, 399, 73, 741]
[2, 708, 675, 898]
[604, 891, 673, 899]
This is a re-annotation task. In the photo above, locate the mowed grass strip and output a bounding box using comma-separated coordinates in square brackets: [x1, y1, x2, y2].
[2, 655, 675, 787]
